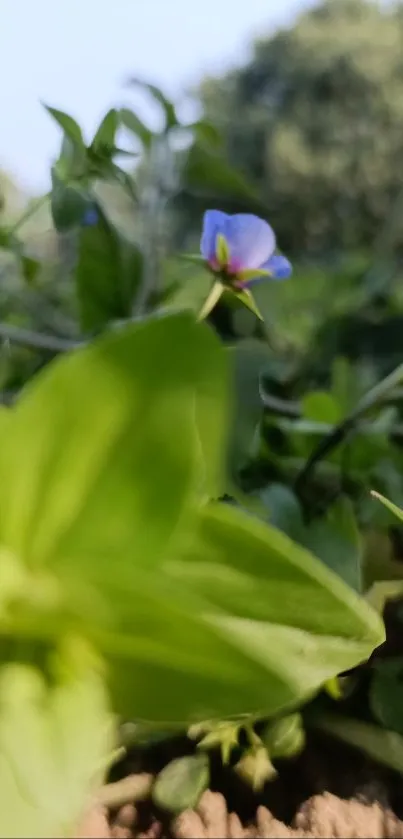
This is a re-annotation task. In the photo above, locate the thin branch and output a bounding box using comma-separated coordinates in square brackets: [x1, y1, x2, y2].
[0, 323, 83, 353]
[9, 193, 50, 237]
[295, 362, 403, 498]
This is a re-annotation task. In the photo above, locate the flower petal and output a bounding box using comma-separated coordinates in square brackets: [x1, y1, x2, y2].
[261, 254, 292, 281]
[200, 210, 230, 263]
[223, 214, 276, 272]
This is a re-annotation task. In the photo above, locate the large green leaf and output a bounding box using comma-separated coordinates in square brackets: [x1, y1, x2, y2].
[75, 207, 143, 331]
[0, 313, 226, 572]
[161, 501, 384, 716]
[0, 312, 383, 725]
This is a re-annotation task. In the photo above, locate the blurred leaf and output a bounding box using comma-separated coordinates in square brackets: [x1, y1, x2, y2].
[178, 253, 206, 267]
[257, 484, 305, 543]
[331, 357, 357, 414]
[226, 340, 269, 471]
[261, 713, 305, 759]
[152, 754, 209, 813]
[182, 143, 259, 203]
[20, 255, 40, 286]
[50, 169, 90, 232]
[43, 105, 85, 150]
[302, 391, 343, 424]
[54, 135, 87, 181]
[303, 496, 362, 592]
[312, 714, 403, 775]
[188, 120, 222, 149]
[101, 161, 138, 203]
[0, 644, 113, 838]
[370, 659, 403, 736]
[366, 580, 403, 614]
[90, 109, 118, 157]
[126, 78, 177, 131]
[75, 207, 143, 331]
[119, 108, 153, 149]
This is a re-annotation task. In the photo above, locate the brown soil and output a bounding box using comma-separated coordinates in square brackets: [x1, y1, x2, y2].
[82, 730, 403, 839]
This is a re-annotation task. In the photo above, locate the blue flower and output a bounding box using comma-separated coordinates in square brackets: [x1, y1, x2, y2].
[82, 206, 99, 227]
[200, 210, 292, 286]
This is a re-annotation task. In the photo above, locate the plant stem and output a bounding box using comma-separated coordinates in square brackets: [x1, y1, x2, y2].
[198, 281, 224, 321]
[295, 361, 403, 497]
[9, 193, 50, 236]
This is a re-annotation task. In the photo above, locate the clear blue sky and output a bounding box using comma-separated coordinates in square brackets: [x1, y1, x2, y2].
[0, 0, 312, 194]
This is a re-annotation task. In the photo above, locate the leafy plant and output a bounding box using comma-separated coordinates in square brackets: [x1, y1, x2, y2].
[2, 68, 403, 831]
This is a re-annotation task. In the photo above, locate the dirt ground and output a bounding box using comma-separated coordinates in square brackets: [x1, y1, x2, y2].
[77, 729, 403, 839]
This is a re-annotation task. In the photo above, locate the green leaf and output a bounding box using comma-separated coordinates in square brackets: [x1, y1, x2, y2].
[43, 105, 85, 150]
[152, 754, 209, 813]
[119, 108, 153, 149]
[257, 484, 305, 543]
[50, 169, 90, 232]
[75, 207, 143, 331]
[312, 714, 403, 775]
[226, 340, 270, 472]
[302, 391, 343, 424]
[303, 497, 362, 592]
[233, 288, 264, 321]
[54, 135, 87, 181]
[164, 501, 384, 717]
[90, 109, 118, 157]
[261, 713, 305, 759]
[126, 78, 177, 131]
[331, 357, 357, 414]
[188, 120, 222, 149]
[177, 253, 206, 267]
[182, 143, 259, 203]
[0, 312, 225, 572]
[0, 643, 113, 838]
[371, 490, 403, 524]
[370, 659, 403, 736]
[101, 161, 138, 203]
[21, 255, 40, 286]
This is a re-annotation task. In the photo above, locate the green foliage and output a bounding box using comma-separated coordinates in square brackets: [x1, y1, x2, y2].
[194, 0, 403, 257]
[3, 60, 403, 834]
[0, 312, 383, 730]
[152, 754, 210, 813]
[261, 713, 305, 760]
[75, 206, 143, 331]
[312, 714, 403, 775]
